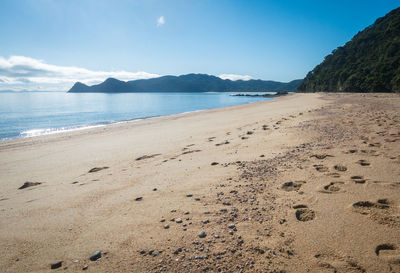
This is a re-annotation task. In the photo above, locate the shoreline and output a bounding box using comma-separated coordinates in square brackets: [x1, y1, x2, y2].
[1, 93, 399, 272]
[0, 95, 279, 148]
[0, 94, 275, 143]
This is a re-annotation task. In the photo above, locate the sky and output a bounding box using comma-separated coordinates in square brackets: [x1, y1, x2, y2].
[0, 0, 398, 91]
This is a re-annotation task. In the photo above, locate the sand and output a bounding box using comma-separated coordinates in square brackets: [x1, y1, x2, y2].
[0, 93, 399, 272]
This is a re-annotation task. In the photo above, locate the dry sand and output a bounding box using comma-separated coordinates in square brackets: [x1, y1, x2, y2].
[0, 93, 399, 272]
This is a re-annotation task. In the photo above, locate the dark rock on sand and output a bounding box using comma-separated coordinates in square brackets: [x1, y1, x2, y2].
[50, 260, 62, 269]
[89, 251, 101, 261]
[18, 182, 42, 190]
[173, 248, 183, 254]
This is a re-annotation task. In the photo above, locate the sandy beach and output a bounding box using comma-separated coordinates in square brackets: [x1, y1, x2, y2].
[0, 93, 399, 272]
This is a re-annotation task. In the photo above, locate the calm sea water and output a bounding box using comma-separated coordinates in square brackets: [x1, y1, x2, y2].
[0, 92, 272, 140]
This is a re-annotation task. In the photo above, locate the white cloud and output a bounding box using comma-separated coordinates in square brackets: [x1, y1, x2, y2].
[0, 56, 160, 91]
[157, 16, 165, 27]
[218, 74, 253, 81]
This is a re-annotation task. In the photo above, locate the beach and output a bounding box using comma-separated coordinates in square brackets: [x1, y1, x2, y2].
[0, 93, 399, 272]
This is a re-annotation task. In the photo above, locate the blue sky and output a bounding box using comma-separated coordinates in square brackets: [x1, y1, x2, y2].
[0, 0, 398, 91]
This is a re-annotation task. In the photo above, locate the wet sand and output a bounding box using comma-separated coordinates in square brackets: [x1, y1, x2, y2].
[0, 93, 399, 272]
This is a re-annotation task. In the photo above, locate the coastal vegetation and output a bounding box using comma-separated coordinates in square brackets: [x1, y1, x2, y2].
[298, 7, 400, 93]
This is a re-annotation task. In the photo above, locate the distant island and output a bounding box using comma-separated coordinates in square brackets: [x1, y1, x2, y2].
[298, 7, 400, 93]
[68, 74, 302, 93]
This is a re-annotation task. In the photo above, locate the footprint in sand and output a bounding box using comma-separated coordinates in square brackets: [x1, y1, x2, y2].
[281, 181, 306, 192]
[314, 253, 366, 273]
[327, 172, 341, 178]
[294, 205, 315, 222]
[356, 159, 370, 166]
[181, 149, 201, 155]
[215, 141, 230, 146]
[361, 149, 380, 156]
[375, 244, 400, 267]
[88, 166, 109, 173]
[376, 244, 397, 256]
[360, 135, 371, 141]
[319, 182, 345, 194]
[368, 142, 381, 147]
[352, 200, 389, 215]
[314, 164, 329, 172]
[311, 154, 333, 160]
[351, 176, 366, 184]
[135, 154, 161, 161]
[384, 137, 397, 143]
[334, 164, 347, 172]
[351, 199, 400, 227]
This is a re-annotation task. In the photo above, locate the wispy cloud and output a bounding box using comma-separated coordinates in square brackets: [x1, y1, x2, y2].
[157, 16, 165, 27]
[0, 56, 160, 91]
[218, 74, 253, 81]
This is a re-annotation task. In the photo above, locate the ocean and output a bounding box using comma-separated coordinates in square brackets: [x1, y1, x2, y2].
[0, 92, 272, 140]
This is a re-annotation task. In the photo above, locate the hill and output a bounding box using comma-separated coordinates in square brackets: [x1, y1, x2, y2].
[298, 7, 400, 93]
[68, 74, 302, 93]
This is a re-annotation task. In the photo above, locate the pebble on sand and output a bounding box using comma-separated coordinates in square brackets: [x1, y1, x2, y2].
[19, 182, 42, 190]
[135, 197, 143, 201]
[89, 251, 102, 261]
[198, 231, 207, 238]
[50, 260, 62, 269]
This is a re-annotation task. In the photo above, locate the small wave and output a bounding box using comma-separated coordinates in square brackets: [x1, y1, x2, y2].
[19, 124, 106, 138]
[17, 116, 158, 139]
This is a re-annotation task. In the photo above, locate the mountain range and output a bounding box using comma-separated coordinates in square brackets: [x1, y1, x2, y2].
[68, 74, 302, 93]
